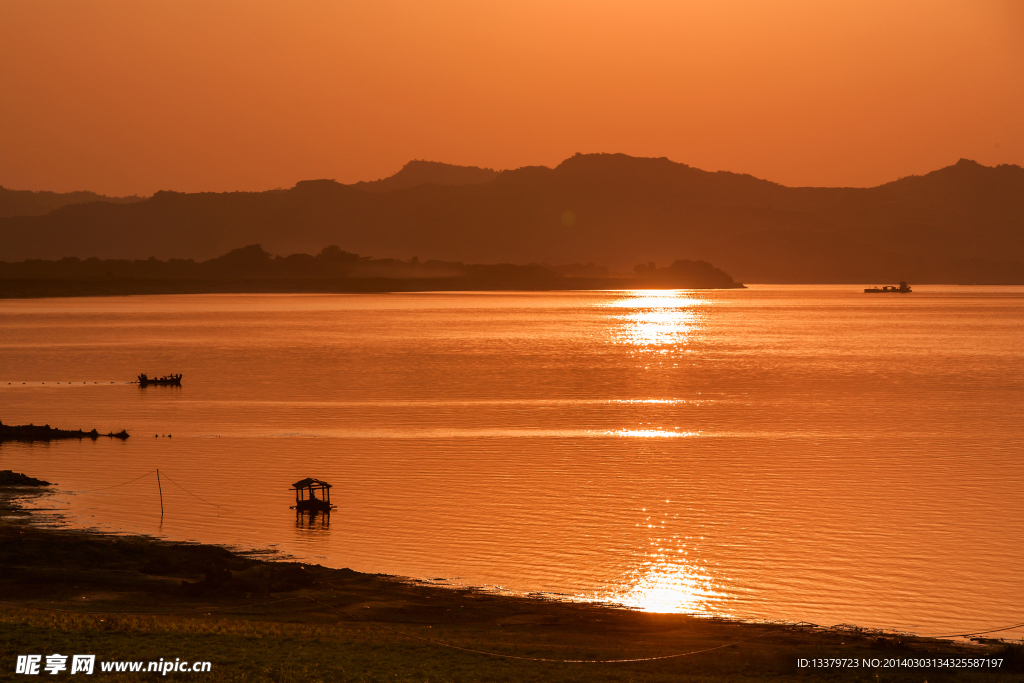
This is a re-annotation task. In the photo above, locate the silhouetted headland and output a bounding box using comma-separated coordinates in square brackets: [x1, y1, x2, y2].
[633, 259, 742, 289]
[0, 245, 744, 297]
[0, 421, 130, 442]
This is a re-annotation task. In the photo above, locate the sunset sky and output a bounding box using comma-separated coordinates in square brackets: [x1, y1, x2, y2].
[2, 0, 1022, 196]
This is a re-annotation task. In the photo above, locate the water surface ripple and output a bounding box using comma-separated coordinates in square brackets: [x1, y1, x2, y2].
[1, 286, 1021, 637]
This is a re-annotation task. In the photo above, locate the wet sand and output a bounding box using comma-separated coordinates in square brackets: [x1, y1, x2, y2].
[1, 487, 1019, 682]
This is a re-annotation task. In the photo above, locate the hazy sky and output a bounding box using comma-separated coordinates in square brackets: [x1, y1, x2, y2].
[2, 0, 1022, 195]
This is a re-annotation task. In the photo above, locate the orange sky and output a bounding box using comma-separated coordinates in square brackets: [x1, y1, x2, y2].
[1, 0, 1022, 196]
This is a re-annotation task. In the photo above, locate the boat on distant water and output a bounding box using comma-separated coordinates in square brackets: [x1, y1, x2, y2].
[865, 281, 912, 293]
[137, 373, 182, 386]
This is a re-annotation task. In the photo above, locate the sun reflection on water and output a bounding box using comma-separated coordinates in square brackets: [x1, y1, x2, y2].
[601, 290, 705, 309]
[610, 429, 698, 438]
[604, 559, 728, 614]
[603, 290, 708, 348]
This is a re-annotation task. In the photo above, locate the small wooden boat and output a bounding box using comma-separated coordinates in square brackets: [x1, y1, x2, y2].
[137, 373, 182, 386]
[864, 281, 912, 293]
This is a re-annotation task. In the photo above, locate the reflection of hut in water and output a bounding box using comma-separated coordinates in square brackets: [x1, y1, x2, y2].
[291, 478, 335, 512]
[296, 508, 331, 529]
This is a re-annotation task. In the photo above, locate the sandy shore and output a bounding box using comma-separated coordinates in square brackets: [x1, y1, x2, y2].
[1, 485, 1019, 682]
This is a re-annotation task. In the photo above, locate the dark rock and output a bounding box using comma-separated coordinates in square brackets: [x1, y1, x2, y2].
[0, 470, 51, 486]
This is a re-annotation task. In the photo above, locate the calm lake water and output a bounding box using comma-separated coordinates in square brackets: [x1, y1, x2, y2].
[1, 286, 1022, 637]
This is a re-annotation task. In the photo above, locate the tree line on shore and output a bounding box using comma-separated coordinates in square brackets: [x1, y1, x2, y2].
[0, 244, 741, 288]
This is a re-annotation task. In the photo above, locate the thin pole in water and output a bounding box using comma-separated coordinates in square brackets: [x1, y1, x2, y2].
[157, 468, 164, 518]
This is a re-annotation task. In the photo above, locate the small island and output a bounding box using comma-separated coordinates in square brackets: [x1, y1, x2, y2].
[0, 421, 129, 442]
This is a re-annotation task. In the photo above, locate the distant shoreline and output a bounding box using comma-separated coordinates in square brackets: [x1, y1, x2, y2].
[0, 277, 746, 299]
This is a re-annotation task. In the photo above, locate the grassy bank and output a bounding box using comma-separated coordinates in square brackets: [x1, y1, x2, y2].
[1, 488, 1020, 682]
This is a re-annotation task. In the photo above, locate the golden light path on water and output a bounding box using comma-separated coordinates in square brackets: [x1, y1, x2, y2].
[604, 560, 730, 614]
[593, 290, 727, 614]
[601, 292, 705, 309]
[605, 290, 706, 349]
[611, 429, 697, 438]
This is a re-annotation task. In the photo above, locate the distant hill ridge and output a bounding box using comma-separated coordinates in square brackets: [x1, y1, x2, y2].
[0, 160, 498, 219]
[0, 186, 143, 219]
[1, 153, 1022, 283]
[354, 159, 499, 193]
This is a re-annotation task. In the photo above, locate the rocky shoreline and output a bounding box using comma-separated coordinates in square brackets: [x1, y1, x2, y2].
[0, 470, 52, 486]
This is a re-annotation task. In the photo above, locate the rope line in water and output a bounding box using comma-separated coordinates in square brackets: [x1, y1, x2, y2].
[77, 469, 158, 492]
[71, 468, 223, 509]
[157, 470, 224, 509]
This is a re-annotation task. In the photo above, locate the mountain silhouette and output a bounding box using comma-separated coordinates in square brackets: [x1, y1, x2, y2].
[0, 186, 143, 218]
[354, 160, 498, 193]
[1, 154, 1022, 283]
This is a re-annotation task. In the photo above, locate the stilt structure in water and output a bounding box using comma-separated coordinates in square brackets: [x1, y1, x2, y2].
[291, 477, 335, 512]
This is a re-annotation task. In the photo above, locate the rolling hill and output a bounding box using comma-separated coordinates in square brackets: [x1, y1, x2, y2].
[2, 154, 1022, 283]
